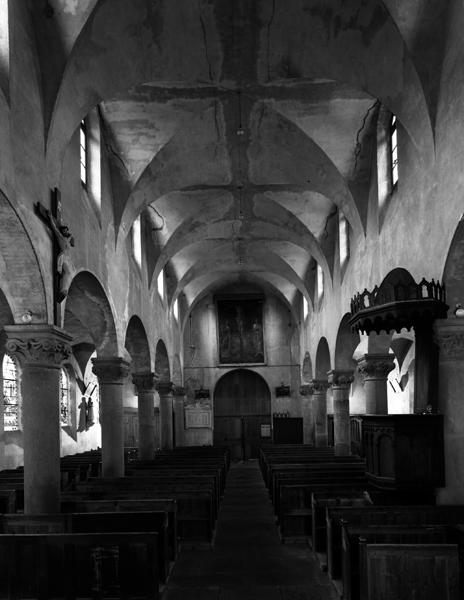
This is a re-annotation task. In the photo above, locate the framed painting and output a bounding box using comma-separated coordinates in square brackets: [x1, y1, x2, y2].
[216, 296, 265, 364]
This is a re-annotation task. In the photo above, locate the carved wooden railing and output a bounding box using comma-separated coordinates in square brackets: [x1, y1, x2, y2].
[349, 276, 448, 334]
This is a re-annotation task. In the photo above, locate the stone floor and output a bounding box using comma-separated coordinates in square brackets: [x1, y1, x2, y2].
[163, 460, 339, 600]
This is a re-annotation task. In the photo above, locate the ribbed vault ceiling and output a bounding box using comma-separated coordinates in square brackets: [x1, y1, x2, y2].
[35, 0, 442, 314]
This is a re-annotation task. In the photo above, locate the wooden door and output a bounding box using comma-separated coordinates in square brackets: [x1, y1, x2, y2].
[213, 369, 271, 459]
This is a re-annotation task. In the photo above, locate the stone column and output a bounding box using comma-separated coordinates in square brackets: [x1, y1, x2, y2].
[92, 357, 131, 478]
[357, 354, 395, 414]
[132, 372, 158, 460]
[4, 324, 72, 514]
[414, 323, 439, 413]
[328, 370, 354, 456]
[309, 380, 330, 446]
[157, 381, 174, 450]
[434, 319, 464, 503]
[172, 386, 186, 448]
[299, 384, 314, 445]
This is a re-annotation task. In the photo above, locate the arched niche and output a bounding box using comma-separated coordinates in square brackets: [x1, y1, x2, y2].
[63, 271, 118, 372]
[155, 339, 170, 382]
[334, 313, 359, 372]
[124, 315, 151, 373]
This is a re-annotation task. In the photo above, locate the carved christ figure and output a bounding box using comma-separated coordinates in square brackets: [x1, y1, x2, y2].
[36, 202, 75, 302]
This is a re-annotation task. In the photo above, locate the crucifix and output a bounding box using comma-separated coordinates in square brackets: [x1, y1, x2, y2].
[35, 188, 75, 326]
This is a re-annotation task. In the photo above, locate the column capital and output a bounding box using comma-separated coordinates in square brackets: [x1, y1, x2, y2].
[434, 319, 464, 362]
[299, 384, 313, 396]
[132, 371, 159, 393]
[92, 357, 131, 385]
[357, 354, 395, 381]
[4, 324, 72, 368]
[328, 370, 354, 389]
[309, 379, 330, 393]
[172, 385, 186, 397]
[156, 380, 174, 395]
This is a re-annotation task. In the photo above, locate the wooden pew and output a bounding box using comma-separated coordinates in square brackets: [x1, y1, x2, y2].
[326, 504, 464, 583]
[63, 486, 215, 542]
[311, 492, 372, 556]
[341, 523, 460, 600]
[0, 511, 171, 584]
[0, 531, 159, 599]
[278, 481, 368, 541]
[61, 497, 178, 561]
[359, 542, 460, 600]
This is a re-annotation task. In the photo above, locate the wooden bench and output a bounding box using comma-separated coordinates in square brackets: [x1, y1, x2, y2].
[0, 511, 171, 584]
[0, 531, 159, 599]
[278, 481, 369, 541]
[359, 542, 460, 600]
[60, 497, 178, 560]
[326, 504, 464, 583]
[341, 523, 463, 600]
[311, 492, 372, 556]
[63, 486, 215, 542]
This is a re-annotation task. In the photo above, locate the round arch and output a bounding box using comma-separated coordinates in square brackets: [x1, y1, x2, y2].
[63, 271, 118, 369]
[124, 315, 151, 373]
[315, 337, 331, 380]
[154, 339, 170, 382]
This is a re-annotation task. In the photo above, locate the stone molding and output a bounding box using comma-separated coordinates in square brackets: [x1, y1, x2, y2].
[156, 380, 174, 395]
[309, 379, 330, 394]
[172, 386, 186, 397]
[92, 357, 131, 385]
[434, 319, 464, 361]
[328, 370, 354, 388]
[132, 371, 159, 393]
[299, 384, 313, 396]
[357, 354, 395, 381]
[4, 324, 72, 367]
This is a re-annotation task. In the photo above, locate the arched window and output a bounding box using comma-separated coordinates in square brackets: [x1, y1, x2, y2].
[173, 298, 179, 321]
[80, 108, 102, 213]
[157, 269, 165, 300]
[390, 114, 398, 188]
[60, 368, 70, 426]
[2, 354, 19, 431]
[377, 106, 398, 223]
[132, 214, 142, 268]
[80, 119, 88, 187]
[303, 296, 309, 321]
[339, 211, 350, 268]
[317, 264, 324, 301]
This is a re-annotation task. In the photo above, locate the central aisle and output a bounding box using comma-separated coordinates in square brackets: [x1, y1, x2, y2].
[163, 460, 339, 600]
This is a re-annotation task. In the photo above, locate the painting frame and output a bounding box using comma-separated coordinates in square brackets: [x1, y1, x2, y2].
[215, 294, 266, 366]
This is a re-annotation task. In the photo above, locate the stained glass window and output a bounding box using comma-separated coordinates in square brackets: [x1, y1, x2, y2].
[3, 354, 19, 431]
[60, 368, 70, 426]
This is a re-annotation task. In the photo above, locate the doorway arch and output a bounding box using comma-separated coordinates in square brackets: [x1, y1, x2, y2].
[213, 369, 271, 460]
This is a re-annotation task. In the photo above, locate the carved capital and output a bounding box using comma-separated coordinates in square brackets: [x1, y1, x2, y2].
[156, 380, 174, 396]
[92, 357, 131, 385]
[434, 320, 464, 361]
[357, 354, 395, 381]
[132, 371, 159, 393]
[172, 386, 186, 397]
[309, 379, 330, 394]
[4, 325, 72, 367]
[299, 384, 313, 396]
[328, 370, 354, 389]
